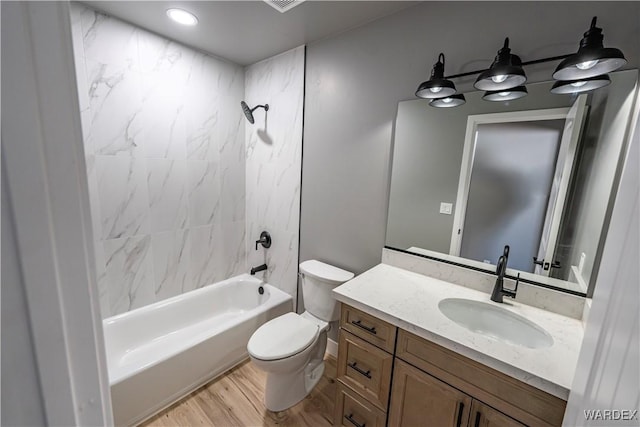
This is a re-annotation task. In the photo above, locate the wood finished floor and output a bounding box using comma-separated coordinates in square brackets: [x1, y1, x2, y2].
[140, 356, 336, 427]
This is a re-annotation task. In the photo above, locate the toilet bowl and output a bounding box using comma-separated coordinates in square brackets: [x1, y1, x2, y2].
[247, 260, 354, 412]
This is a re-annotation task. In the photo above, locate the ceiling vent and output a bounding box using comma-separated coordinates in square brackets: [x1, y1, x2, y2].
[263, 0, 307, 13]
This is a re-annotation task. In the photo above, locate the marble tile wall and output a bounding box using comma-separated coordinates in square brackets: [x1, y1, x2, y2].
[245, 46, 305, 304]
[70, 4, 246, 317]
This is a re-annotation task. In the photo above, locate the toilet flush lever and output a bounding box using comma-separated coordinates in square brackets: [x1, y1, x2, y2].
[255, 231, 272, 250]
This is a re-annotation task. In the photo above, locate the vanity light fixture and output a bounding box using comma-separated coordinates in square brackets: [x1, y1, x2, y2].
[429, 94, 466, 108]
[482, 85, 528, 101]
[414, 16, 625, 105]
[166, 8, 198, 26]
[474, 38, 527, 91]
[550, 74, 611, 94]
[552, 17, 627, 81]
[416, 53, 457, 99]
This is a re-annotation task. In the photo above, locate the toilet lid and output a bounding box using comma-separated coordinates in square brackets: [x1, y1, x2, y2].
[247, 312, 320, 361]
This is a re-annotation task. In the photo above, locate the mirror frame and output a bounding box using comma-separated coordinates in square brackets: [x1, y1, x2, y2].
[385, 70, 640, 297]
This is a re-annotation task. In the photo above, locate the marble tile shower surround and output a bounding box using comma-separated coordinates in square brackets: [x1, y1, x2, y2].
[382, 248, 586, 320]
[245, 47, 305, 303]
[71, 4, 247, 317]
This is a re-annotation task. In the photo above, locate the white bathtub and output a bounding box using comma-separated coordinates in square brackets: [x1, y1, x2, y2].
[103, 274, 292, 426]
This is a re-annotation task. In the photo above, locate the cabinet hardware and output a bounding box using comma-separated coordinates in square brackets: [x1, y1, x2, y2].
[351, 320, 377, 335]
[474, 411, 481, 427]
[347, 361, 372, 379]
[456, 402, 465, 427]
[344, 414, 366, 427]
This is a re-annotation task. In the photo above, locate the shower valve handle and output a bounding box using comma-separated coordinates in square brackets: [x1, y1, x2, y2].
[255, 231, 272, 250]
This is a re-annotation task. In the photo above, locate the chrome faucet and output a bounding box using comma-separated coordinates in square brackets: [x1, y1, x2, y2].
[250, 264, 268, 275]
[490, 245, 518, 303]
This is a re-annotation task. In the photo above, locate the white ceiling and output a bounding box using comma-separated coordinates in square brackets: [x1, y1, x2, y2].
[84, 1, 419, 66]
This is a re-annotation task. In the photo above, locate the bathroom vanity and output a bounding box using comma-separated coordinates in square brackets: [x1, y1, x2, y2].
[332, 263, 584, 427]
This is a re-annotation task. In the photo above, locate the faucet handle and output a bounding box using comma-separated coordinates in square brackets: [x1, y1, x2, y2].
[496, 255, 506, 275]
[503, 245, 510, 259]
[504, 273, 520, 299]
[255, 231, 272, 250]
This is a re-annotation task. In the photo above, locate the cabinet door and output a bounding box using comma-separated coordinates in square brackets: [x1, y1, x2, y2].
[469, 401, 525, 427]
[389, 359, 471, 427]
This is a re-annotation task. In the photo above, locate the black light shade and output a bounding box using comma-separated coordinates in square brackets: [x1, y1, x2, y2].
[429, 94, 466, 108]
[483, 86, 528, 101]
[551, 74, 611, 94]
[553, 17, 627, 81]
[416, 53, 457, 99]
[474, 38, 527, 91]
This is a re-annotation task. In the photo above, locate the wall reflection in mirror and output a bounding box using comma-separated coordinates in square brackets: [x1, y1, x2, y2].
[386, 70, 638, 296]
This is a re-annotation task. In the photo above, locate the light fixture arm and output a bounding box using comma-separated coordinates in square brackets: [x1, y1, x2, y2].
[580, 16, 604, 49]
[443, 53, 571, 80]
[430, 53, 446, 79]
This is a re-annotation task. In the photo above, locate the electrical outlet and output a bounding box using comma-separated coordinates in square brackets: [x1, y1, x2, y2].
[440, 202, 453, 215]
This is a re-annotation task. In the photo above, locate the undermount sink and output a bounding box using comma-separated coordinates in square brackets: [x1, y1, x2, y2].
[438, 298, 554, 349]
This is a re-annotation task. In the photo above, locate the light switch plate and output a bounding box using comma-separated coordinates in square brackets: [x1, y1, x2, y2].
[440, 202, 453, 215]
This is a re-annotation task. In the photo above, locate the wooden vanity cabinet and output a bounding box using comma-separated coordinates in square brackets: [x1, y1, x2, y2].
[334, 305, 566, 427]
[388, 359, 524, 427]
[395, 330, 565, 426]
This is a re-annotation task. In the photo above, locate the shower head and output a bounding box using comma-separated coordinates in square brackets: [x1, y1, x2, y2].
[241, 101, 269, 124]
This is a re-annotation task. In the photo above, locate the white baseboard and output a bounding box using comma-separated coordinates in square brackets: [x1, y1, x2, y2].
[326, 338, 338, 358]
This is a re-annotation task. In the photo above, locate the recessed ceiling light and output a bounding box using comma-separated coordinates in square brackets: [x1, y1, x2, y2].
[166, 8, 198, 26]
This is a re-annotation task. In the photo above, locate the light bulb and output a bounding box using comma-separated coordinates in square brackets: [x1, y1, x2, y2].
[442, 97, 453, 104]
[498, 92, 511, 97]
[576, 60, 598, 70]
[491, 75, 508, 83]
[166, 8, 198, 26]
[429, 86, 443, 93]
[571, 81, 588, 87]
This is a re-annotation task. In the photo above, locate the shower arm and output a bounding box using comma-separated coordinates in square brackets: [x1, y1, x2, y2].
[251, 104, 269, 112]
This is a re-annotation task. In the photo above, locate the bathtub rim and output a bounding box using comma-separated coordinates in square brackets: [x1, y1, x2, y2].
[102, 275, 292, 386]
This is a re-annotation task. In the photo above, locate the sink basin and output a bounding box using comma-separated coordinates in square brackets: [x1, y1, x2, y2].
[438, 298, 553, 349]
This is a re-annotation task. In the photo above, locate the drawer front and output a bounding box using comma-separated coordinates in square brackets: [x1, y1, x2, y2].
[335, 383, 386, 427]
[341, 305, 396, 352]
[396, 329, 566, 427]
[337, 330, 393, 410]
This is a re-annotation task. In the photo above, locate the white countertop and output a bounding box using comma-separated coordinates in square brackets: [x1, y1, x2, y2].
[332, 263, 584, 400]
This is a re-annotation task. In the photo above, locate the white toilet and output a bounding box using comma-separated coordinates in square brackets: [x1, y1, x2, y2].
[247, 260, 354, 412]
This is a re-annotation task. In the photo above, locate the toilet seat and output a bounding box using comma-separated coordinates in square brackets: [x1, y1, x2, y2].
[248, 313, 320, 361]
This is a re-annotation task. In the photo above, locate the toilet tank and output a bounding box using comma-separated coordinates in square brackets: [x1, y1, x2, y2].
[299, 260, 354, 322]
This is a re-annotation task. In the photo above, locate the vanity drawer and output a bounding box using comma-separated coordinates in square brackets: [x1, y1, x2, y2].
[335, 382, 386, 427]
[337, 329, 393, 411]
[396, 329, 566, 427]
[340, 304, 396, 352]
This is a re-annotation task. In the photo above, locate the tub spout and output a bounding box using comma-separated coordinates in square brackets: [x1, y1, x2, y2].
[251, 264, 268, 275]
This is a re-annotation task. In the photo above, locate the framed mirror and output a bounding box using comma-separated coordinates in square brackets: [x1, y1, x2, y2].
[386, 70, 638, 296]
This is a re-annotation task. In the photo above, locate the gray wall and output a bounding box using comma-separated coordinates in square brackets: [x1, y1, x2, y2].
[300, 1, 640, 275]
[386, 82, 572, 254]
